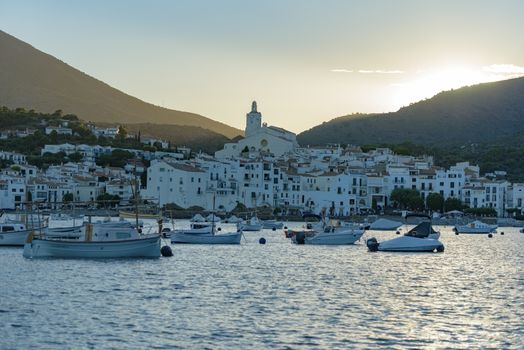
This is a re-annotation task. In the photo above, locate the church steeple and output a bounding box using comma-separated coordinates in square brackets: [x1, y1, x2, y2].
[245, 100, 262, 137]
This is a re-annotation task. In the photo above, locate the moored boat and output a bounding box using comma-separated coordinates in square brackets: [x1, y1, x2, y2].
[0, 222, 46, 246]
[23, 223, 161, 259]
[366, 220, 444, 253]
[237, 217, 262, 231]
[454, 220, 497, 234]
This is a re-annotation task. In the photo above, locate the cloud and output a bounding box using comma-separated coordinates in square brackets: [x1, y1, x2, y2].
[359, 69, 404, 74]
[482, 64, 524, 75]
[331, 69, 404, 74]
[330, 69, 353, 73]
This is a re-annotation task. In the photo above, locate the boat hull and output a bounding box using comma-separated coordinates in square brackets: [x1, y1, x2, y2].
[0, 228, 45, 246]
[377, 236, 444, 252]
[171, 232, 241, 244]
[305, 230, 364, 245]
[23, 235, 161, 258]
[238, 224, 262, 231]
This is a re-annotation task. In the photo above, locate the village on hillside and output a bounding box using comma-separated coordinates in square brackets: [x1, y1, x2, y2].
[0, 102, 523, 221]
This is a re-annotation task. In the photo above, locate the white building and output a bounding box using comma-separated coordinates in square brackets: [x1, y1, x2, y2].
[215, 101, 298, 159]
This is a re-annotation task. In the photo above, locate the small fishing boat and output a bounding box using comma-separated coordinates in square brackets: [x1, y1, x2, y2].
[173, 222, 213, 235]
[23, 223, 161, 259]
[237, 217, 262, 231]
[454, 220, 497, 234]
[44, 225, 84, 239]
[171, 222, 241, 244]
[0, 222, 46, 246]
[366, 217, 444, 253]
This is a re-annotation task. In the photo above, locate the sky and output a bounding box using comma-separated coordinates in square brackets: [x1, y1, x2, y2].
[1, 0, 524, 133]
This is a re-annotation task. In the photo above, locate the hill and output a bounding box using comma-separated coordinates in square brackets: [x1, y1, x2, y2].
[0, 30, 242, 139]
[298, 77, 524, 146]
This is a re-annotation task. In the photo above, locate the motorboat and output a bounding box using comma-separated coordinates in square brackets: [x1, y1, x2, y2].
[454, 220, 497, 234]
[190, 213, 206, 222]
[23, 223, 161, 259]
[0, 222, 46, 246]
[224, 215, 243, 224]
[262, 219, 284, 230]
[292, 225, 365, 245]
[369, 218, 403, 230]
[237, 217, 262, 231]
[366, 220, 444, 253]
[287, 214, 365, 245]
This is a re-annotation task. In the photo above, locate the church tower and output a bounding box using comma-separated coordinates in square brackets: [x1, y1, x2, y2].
[245, 101, 262, 137]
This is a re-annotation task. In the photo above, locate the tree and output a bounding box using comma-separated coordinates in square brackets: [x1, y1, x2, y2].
[63, 193, 74, 203]
[390, 188, 422, 210]
[426, 192, 444, 212]
[68, 152, 83, 163]
[444, 197, 463, 212]
[117, 125, 128, 140]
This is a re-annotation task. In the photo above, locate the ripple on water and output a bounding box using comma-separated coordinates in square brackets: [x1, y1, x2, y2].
[0, 224, 523, 349]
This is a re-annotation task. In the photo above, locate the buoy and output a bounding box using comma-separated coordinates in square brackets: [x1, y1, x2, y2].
[396, 230, 400, 235]
[160, 245, 173, 257]
[259, 237, 266, 244]
[500, 231, 504, 235]
[217, 227, 222, 231]
[272, 227, 276, 231]
[488, 233, 493, 238]
[284, 226, 288, 230]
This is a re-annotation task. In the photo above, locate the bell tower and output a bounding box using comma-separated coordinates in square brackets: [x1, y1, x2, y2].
[245, 100, 262, 137]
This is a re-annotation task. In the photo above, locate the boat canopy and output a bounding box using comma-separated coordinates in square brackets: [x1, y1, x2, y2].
[404, 222, 438, 238]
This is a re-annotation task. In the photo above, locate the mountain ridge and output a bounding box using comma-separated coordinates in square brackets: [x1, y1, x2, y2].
[298, 77, 524, 146]
[0, 30, 242, 138]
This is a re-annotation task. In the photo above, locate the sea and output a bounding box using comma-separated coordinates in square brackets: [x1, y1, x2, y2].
[0, 221, 523, 349]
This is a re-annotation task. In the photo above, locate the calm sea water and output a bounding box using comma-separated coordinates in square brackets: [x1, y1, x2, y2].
[0, 222, 523, 349]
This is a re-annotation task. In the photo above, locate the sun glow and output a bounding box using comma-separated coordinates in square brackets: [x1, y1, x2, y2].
[390, 64, 523, 110]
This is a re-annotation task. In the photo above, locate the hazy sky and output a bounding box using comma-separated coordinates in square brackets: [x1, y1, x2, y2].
[2, 0, 524, 133]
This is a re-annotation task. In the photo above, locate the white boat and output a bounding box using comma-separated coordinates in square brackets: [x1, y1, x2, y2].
[190, 214, 206, 222]
[171, 222, 241, 244]
[23, 224, 161, 259]
[369, 218, 403, 230]
[454, 220, 497, 234]
[366, 221, 444, 252]
[45, 225, 84, 239]
[292, 225, 365, 245]
[171, 231, 241, 244]
[237, 217, 262, 231]
[224, 215, 243, 224]
[288, 215, 365, 245]
[0, 222, 46, 246]
[262, 219, 284, 230]
[173, 222, 213, 235]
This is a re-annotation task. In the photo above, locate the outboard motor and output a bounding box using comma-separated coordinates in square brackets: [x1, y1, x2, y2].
[366, 237, 380, 252]
[295, 231, 306, 245]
